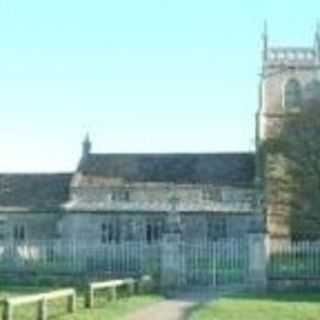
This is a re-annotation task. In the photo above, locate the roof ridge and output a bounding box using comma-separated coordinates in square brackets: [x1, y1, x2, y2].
[0, 172, 73, 176]
[78, 152, 255, 186]
[89, 152, 254, 156]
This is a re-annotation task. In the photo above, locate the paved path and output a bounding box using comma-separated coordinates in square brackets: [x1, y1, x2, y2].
[125, 290, 217, 320]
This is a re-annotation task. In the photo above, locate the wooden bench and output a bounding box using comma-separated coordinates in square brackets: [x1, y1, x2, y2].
[85, 275, 153, 309]
[3, 288, 76, 320]
[85, 278, 137, 308]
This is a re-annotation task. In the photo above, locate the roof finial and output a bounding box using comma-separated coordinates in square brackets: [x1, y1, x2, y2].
[82, 132, 92, 158]
[262, 20, 269, 61]
[84, 132, 90, 143]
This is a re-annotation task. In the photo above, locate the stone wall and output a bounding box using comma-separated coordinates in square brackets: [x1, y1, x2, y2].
[0, 211, 262, 242]
[60, 212, 262, 243]
[0, 213, 60, 240]
[66, 181, 255, 213]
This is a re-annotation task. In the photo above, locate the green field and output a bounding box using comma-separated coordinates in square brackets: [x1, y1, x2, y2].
[0, 285, 162, 320]
[189, 292, 320, 320]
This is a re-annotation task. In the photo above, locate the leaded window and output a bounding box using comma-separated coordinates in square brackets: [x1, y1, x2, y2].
[13, 224, 25, 241]
[101, 223, 107, 244]
[0, 220, 6, 240]
[111, 190, 130, 201]
[146, 221, 163, 243]
[101, 220, 120, 244]
[208, 217, 227, 240]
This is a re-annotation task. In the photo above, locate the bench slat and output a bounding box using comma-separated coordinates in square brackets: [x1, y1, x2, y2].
[46, 289, 75, 300]
[90, 278, 135, 290]
[8, 293, 45, 306]
[7, 289, 75, 306]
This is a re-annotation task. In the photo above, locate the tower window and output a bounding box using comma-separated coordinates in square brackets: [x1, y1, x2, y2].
[284, 79, 302, 110]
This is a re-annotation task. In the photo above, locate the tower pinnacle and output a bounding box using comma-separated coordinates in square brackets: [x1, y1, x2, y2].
[262, 20, 269, 62]
[315, 21, 320, 60]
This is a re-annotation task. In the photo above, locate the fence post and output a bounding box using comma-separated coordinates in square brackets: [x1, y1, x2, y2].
[127, 280, 135, 296]
[160, 232, 184, 290]
[160, 203, 185, 290]
[85, 286, 94, 309]
[247, 230, 269, 291]
[3, 301, 12, 320]
[138, 275, 152, 294]
[67, 292, 76, 313]
[38, 298, 47, 320]
[110, 287, 117, 301]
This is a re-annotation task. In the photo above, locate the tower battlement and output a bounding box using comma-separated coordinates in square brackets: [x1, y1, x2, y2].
[262, 22, 320, 68]
[265, 47, 318, 67]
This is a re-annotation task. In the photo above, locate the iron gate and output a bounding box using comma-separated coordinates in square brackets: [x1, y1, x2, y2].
[179, 238, 249, 288]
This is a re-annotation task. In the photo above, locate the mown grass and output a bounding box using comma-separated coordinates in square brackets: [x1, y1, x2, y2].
[189, 291, 320, 320]
[0, 284, 163, 320]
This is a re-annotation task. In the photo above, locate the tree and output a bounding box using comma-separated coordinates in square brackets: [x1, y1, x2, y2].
[262, 100, 320, 238]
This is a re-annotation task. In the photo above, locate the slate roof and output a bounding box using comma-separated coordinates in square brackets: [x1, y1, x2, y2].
[78, 153, 255, 187]
[0, 173, 72, 211]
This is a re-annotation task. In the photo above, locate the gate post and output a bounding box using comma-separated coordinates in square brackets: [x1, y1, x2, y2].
[247, 229, 269, 291]
[161, 233, 182, 290]
[160, 196, 185, 290]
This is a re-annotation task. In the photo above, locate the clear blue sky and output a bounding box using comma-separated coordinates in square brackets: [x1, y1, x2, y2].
[0, 0, 318, 172]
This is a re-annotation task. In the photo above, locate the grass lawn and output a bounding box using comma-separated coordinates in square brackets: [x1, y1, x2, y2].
[0, 285, 163, 320]
[189, 291, 320, 320]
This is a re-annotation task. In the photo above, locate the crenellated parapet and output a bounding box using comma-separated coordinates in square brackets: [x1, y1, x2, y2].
[265, 47, 318, 67]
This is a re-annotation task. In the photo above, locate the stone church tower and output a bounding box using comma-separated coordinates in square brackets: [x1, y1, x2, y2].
[256, 24, 320, 237]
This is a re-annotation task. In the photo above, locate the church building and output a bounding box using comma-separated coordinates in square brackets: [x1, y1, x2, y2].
[1, 26, 319, 242]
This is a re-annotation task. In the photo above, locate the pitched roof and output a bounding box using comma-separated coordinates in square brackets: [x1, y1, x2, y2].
[0, 173, 72, 211]
[78, 153, 255, 186]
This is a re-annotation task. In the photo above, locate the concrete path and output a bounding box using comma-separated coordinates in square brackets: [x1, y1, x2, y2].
[124, 299, 196, 320]
[125, 290, 217, 320]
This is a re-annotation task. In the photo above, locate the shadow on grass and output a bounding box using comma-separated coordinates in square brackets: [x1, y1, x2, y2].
[183, 303, 206, 320]
[226, 289, 320, 304]
[185, 289, 320, 320]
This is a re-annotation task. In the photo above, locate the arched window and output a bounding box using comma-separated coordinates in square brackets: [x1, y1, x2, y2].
[305, 80, 320, 103]
[284, 79, 303, 110]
